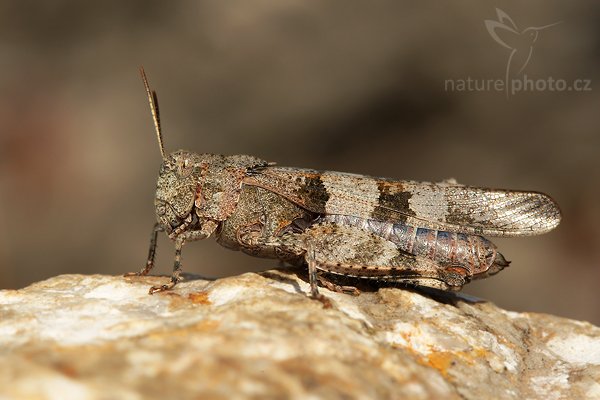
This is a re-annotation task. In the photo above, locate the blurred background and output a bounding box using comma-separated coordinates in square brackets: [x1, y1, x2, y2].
[0, 1, 598, 324]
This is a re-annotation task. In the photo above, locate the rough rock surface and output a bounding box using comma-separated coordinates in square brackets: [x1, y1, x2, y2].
[0, 272, 599, 400]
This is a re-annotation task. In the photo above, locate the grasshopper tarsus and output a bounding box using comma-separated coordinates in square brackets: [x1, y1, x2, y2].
[148, 281, 177, 295]
[123, 261, 154, 278]
[318, 276, 361, 296]
[309, 293, 333, 309]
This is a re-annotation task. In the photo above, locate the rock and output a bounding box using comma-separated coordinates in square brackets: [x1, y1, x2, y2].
[0, 272, 599, 400]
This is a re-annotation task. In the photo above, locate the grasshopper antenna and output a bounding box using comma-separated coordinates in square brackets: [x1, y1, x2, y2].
[139, 66, 166, 161]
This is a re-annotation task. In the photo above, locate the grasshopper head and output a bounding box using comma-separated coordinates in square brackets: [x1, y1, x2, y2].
[155, 151, 202, 236]
[139, 68, 209, 238]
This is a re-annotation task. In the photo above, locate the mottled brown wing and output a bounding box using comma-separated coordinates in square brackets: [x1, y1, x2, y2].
[243, 166, 561, 237]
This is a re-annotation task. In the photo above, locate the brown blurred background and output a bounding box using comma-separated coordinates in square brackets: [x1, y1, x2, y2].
[0, 1, 598, 324]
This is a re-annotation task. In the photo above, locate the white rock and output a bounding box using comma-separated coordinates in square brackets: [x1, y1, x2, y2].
[0, 272, 598, 399]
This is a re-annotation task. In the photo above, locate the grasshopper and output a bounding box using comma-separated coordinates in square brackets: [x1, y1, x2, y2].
[127, 68, 561, 300]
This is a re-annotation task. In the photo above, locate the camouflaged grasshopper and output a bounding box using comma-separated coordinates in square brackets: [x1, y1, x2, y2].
[127, 68, 561, 299]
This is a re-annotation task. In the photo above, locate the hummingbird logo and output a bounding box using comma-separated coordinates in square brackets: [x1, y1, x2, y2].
[485, 9, 561, 97]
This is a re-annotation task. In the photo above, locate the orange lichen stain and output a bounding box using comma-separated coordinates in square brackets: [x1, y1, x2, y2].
[411, 347, 493, 379]
[425, 351, 455, 377]
[387, 327, 497, 380]
[162, 291, 188, 309]
[473, 347, 489, 359]
[455, 347, 490, 366]
[400, 331, 412, 343]
[188, 292, 211, 305]
[427, 351, 456, 378]
[190, 319, 220, 332]
[402, 347, 436, 370]
[53, 361, 79, 378]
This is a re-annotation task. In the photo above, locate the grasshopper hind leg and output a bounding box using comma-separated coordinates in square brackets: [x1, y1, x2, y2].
[280, 222, 467, 299]
[317, 276, 361, 296]
[304, 248, 361, 302]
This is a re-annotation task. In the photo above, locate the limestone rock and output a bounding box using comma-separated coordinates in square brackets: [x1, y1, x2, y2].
[0, 272, 599, 399]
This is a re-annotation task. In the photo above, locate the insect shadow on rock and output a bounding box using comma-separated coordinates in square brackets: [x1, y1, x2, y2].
[125, 67, 562, 304]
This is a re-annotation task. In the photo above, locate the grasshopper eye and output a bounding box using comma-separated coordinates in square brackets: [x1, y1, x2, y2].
[160, 161, 175, 175]
[176, 158, 195, 177]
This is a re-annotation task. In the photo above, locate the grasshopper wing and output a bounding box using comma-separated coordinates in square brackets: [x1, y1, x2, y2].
[244, 166, 561, 237]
